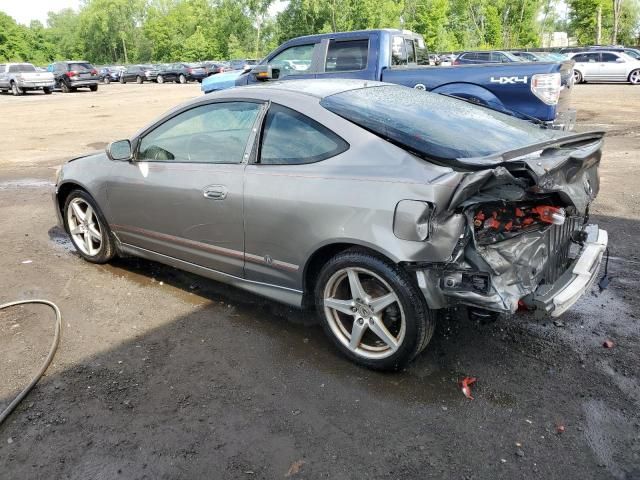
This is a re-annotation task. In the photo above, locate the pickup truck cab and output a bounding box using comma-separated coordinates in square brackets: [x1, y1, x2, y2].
[202, 29, 575, 129]
[0, 63, 55, 96]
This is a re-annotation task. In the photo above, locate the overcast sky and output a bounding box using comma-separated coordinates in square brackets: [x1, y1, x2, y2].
[1, 0, 288, 25]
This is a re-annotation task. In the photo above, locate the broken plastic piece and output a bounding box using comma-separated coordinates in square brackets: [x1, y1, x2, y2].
[603, 339, 614, 349]
[459, 376, 477, 400]
[556, 424, 565, 434]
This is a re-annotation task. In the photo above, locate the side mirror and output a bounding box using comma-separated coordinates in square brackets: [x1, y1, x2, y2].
[106, 139, 133, 161]
[251, 64, 279, 81]
[616, 57, 625, 63]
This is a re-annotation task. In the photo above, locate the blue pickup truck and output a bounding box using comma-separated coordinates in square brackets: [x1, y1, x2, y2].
[202, 29, 576, 128]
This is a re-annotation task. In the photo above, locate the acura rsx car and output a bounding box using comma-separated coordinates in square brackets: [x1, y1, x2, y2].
[53, 79, 608, 370]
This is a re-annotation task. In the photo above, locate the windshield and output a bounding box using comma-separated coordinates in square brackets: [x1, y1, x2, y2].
[11, 64, 36, 73]
[625, 49, 640, 59]
[320, 85, 563, 160]
[503, 51, 523, 62]
[69, 63, 92, 71]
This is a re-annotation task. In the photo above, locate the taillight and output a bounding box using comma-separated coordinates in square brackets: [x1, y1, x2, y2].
[531, 72, 562, 105]
[91, 69, 97, 75]
[453, 59, 460, 65]
[220, 67, 224, 72]
[65, 71, 77, 77]
[187, 68, 193, 73]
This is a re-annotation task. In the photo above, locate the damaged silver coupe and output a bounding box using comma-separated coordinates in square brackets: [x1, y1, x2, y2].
[53, 80, 607, 370]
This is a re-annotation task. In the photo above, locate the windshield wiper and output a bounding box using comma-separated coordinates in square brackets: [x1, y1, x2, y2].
[438, 93, 548, 128]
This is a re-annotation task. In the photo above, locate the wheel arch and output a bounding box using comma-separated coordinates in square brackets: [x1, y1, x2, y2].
[430, 82, 505, 111]
[301, 241, 399, 309]
[56, 181, 93, 218]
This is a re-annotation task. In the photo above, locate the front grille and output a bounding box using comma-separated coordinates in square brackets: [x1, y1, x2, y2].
[541, 217, 580, 284]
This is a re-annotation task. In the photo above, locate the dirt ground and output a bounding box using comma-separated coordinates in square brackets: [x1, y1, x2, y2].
[0, 82, 639, 480]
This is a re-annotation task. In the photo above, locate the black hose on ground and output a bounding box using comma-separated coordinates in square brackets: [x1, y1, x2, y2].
[0, 299, 62, 425]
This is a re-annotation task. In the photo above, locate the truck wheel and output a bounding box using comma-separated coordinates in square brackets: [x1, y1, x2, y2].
[573, 70, 583, 84]
[43, 87, 52, 95]
[315, 248, 435, 371]
[179, 74, 186, 84]
[136, 76, 143, 84]
[629, 69, 640, 85]
[11, 82, 23, 96]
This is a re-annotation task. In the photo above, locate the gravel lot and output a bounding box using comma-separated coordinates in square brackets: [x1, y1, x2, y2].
[0, 83, 639, 480]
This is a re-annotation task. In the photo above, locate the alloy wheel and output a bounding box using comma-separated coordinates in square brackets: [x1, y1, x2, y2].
[66, 198, 103, 257]
[323, 267, 406, 360]
[630, 70, 640, 85]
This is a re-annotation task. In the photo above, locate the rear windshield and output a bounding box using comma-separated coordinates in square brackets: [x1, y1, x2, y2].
[69, 63, 93, 71]
[9, 64, 36, 73]
[320, 85, 562, 160]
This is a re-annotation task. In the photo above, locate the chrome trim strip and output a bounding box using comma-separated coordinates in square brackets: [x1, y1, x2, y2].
[111, 224, 300, 272]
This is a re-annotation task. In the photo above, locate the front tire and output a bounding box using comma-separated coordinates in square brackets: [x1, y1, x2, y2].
[43, 87, 52, 94]
[573, 69, 583, 84]
[179, 74, 186, 84]
[315, 249, 435, 371]
[11, 82, 23, 96]
[629, 69, 640, 85]
[157, 74, 164, 84]
[136, 75, 143, 84]
[104, 77, 110, 84]
[89, 84, 98, 92]
[120, 76, 126, 84]
[61, 80, 71, 93]
[63, 190, 116, 264]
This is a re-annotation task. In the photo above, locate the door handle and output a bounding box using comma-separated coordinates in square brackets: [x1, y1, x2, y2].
[203, 185, 227, 200]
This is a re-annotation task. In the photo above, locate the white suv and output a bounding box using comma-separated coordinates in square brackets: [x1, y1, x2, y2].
[569, 51, 640, 85]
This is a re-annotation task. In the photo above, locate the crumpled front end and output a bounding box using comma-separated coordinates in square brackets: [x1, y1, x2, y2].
[414, 132, 608, 317]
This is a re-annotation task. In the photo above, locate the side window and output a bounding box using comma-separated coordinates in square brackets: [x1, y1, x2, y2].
[391, 36, 407, 65]
[0, 65, 5, 73]
[601, 53, 619, 62]
[326, 39, 369, 72]
[476, 52, 490, 62]
[8, 65, 17, 73]
[573, 54, 586, 62]
[415, 41, 430, 66]
[259, 104, 348, 165]
[269, 44, 314, 78]
[404, 39, 416, 64]
[138, 102, 262, 164]
[586, 53, 599, 63]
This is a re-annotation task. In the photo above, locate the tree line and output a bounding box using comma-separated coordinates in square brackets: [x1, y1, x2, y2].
[1, 0, 639, 65]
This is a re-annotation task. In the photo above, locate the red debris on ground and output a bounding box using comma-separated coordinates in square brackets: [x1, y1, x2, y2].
[459, 377, 477, 400]
[556, 424, 566, 434]
[603, 340, 615, 348]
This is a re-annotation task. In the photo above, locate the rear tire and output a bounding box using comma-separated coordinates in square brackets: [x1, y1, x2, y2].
[629, 69, 640, 85]
[43, 87, 52, 95]
[89, 84, 98, 92]
[104, 77, 110, 84]
[179, 74, 186, 84]
[63, 190, 116, 264]
[157, 74, 164, 84]
[314, 248, 435, 371]
[120, 76, 126, 84]
[11, 82, 23, 96]
[61, 80, 71, 93]
[136, 76, 143, 84]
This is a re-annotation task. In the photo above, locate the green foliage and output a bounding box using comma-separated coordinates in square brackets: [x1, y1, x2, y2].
[0, 0, 639, 65]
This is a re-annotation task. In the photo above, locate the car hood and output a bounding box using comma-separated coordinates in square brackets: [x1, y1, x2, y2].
[67, 150, 105, 163]
[201, 70, 244, 93]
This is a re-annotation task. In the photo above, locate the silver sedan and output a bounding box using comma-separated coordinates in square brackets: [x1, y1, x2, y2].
[54, 80, 607, 370]
[569, 50, 640, 84]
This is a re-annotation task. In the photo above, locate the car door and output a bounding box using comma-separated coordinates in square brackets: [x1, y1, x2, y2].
[0, 65, 7, 88]
[243, 103, 349, 289]
[107, 100, 265, 277]
[576, 52, 601, 80]
[599, 52, 627, 81]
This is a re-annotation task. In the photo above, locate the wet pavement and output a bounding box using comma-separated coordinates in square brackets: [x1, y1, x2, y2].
[0, 84, 639, 479]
